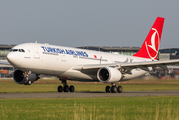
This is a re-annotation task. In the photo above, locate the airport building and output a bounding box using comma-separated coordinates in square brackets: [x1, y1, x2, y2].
[159, 48, 179, 60]
[1, 45, 179, 78]
[0, 45, 15, 77]
[0, 44, 15, 60]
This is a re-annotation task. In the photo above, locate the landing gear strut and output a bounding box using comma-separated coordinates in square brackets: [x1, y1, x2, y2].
[58, 79, 75, 92]
[105, 83, 123, 93]
[23, 71, 32, 85]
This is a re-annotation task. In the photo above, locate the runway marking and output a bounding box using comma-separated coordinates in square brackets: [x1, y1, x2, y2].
[0, 90, 179, 98]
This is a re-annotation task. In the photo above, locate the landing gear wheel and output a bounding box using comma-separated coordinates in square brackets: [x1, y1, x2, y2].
[117, 86, 123, 93]
[111, 86, 117, 93]
[105, 86, 111, 93]
[24, 82, 28, 85]
[28, 81, 32, 85]
[58, 86, 63, 92]
[58, 79, 75, 93]
[64, 85, 69, 92]
[24, 79, 28, 85]
[69, 85, 75, 92]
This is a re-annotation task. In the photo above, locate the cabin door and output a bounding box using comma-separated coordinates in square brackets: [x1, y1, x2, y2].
[32, 46, 40, 59]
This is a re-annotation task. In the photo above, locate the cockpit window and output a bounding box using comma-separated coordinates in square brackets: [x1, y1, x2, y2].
[13, 49, 18, 52]
[10, 49, 25, 52]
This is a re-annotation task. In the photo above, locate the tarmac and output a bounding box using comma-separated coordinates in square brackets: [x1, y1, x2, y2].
[0, 90, 179, 98]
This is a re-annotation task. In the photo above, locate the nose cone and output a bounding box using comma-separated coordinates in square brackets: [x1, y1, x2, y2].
[7, 53, 20, 67]
[7, 53, 13, 64]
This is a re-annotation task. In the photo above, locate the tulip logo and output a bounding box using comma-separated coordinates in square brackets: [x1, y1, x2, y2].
[145, 28, 159, 60]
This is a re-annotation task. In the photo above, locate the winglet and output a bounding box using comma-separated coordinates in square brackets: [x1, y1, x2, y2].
[133, 17, 165, 60]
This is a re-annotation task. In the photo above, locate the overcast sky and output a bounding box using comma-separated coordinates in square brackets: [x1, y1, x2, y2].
[0, 1, 179, 48]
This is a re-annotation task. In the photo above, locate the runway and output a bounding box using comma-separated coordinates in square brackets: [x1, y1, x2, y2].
[1, 90, 179, 98]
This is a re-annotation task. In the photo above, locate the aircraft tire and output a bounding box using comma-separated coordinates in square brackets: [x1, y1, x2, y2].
[69, 85, 75, 92]
[117, 86, 123, 93]
[64, 85, 69, 92]
[111, 86, 117, 93]
[28, 81, 32, 85]
[24, 80, 28, 85]
[24, 83, 28, 85]
[105, 86, 111, 93]
[58, 86, 63, 92]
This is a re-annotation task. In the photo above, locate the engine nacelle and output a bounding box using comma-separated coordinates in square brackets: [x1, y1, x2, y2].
[13, 70, 39, 85]
[97, 67, 122, 83]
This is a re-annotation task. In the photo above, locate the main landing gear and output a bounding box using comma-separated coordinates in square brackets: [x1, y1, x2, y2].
[57, 80, 75, 92]
[105, 83, 123, 93]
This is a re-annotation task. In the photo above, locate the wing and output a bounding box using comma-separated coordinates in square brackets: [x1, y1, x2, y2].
[73, 59, 179, 72]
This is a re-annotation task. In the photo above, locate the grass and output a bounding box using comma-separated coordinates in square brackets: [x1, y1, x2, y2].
[0, 78, 179, 93]
[0, 96, 179, 120]
[0, 78, 179, 120]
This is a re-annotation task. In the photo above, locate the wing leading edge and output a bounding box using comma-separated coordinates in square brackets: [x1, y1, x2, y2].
[73, 59, 179, 72]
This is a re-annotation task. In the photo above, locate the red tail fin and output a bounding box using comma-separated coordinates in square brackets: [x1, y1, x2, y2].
[133, 17, 165, 60]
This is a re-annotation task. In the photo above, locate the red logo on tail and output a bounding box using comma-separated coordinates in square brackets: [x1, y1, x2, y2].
[145, 28, 160, 60]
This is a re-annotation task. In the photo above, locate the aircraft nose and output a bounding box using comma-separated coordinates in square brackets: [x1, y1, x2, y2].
[6, 53, 17, 66]
[7, 53, 13, 63]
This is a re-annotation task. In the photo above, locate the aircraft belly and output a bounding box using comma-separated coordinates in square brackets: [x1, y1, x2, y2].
[61, 70, 98, 81]
[22, 68, 63, 75]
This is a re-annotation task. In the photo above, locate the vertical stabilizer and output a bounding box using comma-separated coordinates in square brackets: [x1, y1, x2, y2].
[133, 17, 165, 60]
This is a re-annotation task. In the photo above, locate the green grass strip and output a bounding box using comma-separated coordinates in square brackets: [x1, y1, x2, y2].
[0, 96, 179, 120]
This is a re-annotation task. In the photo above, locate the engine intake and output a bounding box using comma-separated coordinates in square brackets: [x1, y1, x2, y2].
[97, 67, 122, 83]
[13, 70, 39, 85]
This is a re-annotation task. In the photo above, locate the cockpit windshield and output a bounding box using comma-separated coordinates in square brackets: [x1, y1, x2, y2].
[10, 49, 25, 52]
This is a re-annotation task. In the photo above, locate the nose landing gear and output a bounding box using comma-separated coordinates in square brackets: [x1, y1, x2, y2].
[22, 71, 39, 85]
[24, 77, 32, 85]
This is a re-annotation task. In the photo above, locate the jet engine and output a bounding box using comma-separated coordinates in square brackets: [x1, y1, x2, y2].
[97, 67, 122, 83]
[13, 70, 39, 85]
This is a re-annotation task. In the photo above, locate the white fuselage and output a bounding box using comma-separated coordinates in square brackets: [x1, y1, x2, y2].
[7, 43, 151, 82]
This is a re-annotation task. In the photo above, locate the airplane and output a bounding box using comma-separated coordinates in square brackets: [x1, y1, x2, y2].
[1, 17, 179, 93]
